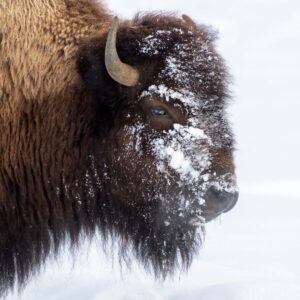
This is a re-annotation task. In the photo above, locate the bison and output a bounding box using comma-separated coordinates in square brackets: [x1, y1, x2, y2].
[0, 0, 238, 296]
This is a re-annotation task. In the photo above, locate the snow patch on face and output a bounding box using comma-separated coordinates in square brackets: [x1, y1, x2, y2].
[163, 56, 187, 83]
[152, 124, 211, 183]
[139, 35, 161, 55]
[139, 29, 185, 56]
[124, 122, 145, 156]
[140, 84, 199, 109]
[211, 173, 239, 194]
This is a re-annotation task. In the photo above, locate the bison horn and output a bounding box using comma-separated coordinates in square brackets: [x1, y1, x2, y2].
[182, 14, 197, 28]
[105, 17, 140, 87]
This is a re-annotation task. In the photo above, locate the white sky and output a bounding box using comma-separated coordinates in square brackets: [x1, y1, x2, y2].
[105, 0, 300, 184]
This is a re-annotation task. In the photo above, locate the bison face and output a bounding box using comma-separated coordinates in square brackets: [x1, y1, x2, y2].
[105, 84, 238, 220]
[78, 15, 238, 276]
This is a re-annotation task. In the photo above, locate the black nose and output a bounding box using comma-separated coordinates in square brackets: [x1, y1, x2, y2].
[205, 186, 239, 214]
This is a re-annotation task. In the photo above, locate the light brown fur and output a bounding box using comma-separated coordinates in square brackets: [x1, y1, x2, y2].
[0, 0, 111, 104]
[0, 2, 112, 294]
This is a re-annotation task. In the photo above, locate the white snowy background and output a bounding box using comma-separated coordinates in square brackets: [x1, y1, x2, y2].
[6, 0, 300, 299]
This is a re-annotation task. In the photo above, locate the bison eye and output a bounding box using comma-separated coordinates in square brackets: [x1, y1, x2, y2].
[150, 107, 171, 118]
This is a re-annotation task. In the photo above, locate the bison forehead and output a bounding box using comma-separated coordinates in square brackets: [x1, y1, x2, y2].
[137, 26, 225, 92]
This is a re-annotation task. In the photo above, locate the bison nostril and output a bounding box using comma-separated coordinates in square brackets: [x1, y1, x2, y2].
[206, 186, 239, 214]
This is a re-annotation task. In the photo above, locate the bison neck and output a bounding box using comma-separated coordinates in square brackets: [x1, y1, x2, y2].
[0, 90, 111, 295]
[0, 1, 113, 295]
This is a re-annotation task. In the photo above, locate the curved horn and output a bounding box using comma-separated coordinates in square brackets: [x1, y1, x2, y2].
[105, 17, 140, 87]
[182, 14, 197, 28]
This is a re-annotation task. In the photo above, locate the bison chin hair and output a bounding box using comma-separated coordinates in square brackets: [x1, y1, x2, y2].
[117, 217, 205, 279]
[0, 163, 206, 298]
[99, 192, 206, 279]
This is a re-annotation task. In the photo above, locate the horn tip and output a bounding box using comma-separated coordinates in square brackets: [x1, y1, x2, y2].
[112, 16, 119, 23]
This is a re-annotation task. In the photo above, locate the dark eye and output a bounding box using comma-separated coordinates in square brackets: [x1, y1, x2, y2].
[150, 107, 171, 118]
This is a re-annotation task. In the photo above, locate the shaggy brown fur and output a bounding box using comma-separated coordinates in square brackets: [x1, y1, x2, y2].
[0, 0, 237, 297]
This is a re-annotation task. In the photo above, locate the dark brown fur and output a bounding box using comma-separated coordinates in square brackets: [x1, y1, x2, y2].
[0, 1, 236, 297]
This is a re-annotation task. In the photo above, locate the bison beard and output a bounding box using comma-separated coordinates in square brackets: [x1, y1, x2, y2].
[0, 1, 237, 297]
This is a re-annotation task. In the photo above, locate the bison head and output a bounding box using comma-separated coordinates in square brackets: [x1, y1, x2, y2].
[77, 15, 238, 276]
